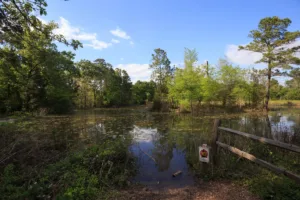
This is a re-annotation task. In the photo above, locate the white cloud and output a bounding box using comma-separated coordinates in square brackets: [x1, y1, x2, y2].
[111, 39, 120, 44]
[85, 40, 112, 50]
[282, 40, 300, 57]
[115, 64, 151, 83]
[282, 40, 300, 49]
[226, 40, 300, 66]
[110, 27, 131, 40]
[225, 44, 262, 65]
[129, 41, 134, 46]
[54, 17, 111, 50]
[54, 17, 97, 41]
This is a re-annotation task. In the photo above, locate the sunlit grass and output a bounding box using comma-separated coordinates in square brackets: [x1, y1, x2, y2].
[269, 100, 300, 106]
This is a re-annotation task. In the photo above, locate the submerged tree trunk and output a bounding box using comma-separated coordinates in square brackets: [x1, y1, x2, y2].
[265, 64, 272, 112]
[265, 114, 272, 139]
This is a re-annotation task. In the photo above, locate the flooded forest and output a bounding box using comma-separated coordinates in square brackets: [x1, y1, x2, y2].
[1, 0, 300, 200]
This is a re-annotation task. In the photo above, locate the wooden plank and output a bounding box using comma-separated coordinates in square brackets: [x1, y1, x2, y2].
[218, 127, 300, 154]
[211, 119, 221, 165]
[216, 141, 300, 184]
[212, 119, 221, 145]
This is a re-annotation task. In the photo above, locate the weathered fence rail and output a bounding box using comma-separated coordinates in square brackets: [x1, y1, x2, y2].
[218, 127, 300, 153]
[212, 119, 300, 184]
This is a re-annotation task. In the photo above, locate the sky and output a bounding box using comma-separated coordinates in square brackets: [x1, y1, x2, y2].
[41, 0, 300, 83]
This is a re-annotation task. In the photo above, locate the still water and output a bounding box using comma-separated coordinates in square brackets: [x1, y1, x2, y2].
[68, 108, 300, 188]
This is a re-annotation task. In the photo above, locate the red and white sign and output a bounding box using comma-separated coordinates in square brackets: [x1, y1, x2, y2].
[199, 144, 210, 163]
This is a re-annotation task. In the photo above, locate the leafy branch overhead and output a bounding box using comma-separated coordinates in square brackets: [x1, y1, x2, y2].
[0, 0, 82, 50]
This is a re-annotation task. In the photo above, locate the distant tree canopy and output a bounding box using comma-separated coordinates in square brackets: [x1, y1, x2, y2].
[75, 59, 132, 109]
[132, 81, 156, 105]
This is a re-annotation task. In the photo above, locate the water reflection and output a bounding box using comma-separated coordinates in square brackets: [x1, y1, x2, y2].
[72, 108, 300, 187]
[131, 126, 158, 142]
[221, 111, 300, 145]
[130, 126, 194, 188]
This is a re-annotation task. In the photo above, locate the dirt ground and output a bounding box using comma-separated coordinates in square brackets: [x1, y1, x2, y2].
[114, 180, 260, 200]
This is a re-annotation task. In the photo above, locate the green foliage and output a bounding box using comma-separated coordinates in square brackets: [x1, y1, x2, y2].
[285, 89, 300, 100]
[270, 79, 287, 100]
[201, 76, 220, 103]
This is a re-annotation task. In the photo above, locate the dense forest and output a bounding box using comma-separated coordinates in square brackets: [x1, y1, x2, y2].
[1, 0, 300, 115]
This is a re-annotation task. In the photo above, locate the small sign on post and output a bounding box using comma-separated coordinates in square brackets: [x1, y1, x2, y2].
[199, 144, 210, 163]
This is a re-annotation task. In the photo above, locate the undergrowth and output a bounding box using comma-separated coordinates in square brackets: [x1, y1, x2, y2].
[0, 121, 136, 200]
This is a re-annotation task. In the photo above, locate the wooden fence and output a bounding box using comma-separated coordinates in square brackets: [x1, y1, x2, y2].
[212, 119, 300, 184]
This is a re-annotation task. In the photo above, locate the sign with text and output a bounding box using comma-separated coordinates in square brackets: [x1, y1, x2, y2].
[199, 144, 210, 163]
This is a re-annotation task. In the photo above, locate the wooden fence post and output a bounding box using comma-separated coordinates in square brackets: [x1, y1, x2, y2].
[212, 119, 221, 165]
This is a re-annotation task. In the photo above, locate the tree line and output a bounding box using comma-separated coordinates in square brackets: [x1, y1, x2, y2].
[147, 17, 300, 112]
[151, 48, 300, 113]
[0, 1, 299, 114]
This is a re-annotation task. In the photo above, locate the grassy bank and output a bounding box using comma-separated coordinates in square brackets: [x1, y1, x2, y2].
[269, 100, 300, 107]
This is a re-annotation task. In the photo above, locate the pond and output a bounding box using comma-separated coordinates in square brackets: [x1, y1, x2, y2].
[69, 108, 300, 188]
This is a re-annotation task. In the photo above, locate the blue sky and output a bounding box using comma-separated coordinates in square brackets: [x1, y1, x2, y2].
[42, 0, 300, 82]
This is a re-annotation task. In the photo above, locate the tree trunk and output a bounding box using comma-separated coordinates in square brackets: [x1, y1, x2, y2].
[190, 98, 193, 114]
[222, 98, 226, 107]
[265, 64, 272, 112]
[93, 89, 96, 108]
